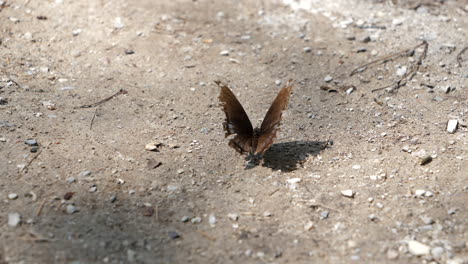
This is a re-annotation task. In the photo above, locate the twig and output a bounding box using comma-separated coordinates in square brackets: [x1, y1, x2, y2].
[75, 89, 127, 109]
[371, 41, 428, 93]
[350, 41, 427, 76]
[456, 47, 468, 67]
[197, 230, 216, 241]
[269, 188, 280, 196]
[35, 199, 47, 216]
[21, 148, 42, 173]
[89, 108, 97, 130]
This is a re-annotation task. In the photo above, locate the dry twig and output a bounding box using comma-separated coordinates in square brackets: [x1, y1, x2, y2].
[457, 47, 468, 67]
[75, 89, 127, 109]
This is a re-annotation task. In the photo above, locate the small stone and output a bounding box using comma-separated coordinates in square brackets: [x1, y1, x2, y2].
[78, 170, 92, 178]
[304, 221, 314, 231]
[88, 186, 97, 193]
[324, 75, 333, 83]
[220, 50, 229, 56]
[286, 178, 301, 184]
[319, 210, 329, 219]
[114, 17, 124, 29]
[420, 155, 432, 165]
[387, 249, 399, 260]
[420, 215, 434, 225]
[72, 29, 82, 36]
[352, 164, 361, 170]
[368, 214, 378, 221]
[414, 189, 426, 197]
[208, 214, 217, 225]
[447, 120, 458, 133]
[263, 211, 273, 217]
[341, 190, 355, 198]
[66, 177, 75, 183]
[345, 87, 354, 95]
[71, 50, 81, 57]
[357, 47, 367, 53]
[181, 216, 190, 222]
[407, 240, 430, 256]
[168, 231, 180, 239]
[303, 47, 312, 53]
[8, 213, 21, 227]
[447, 208, 457, 215]
[124, 49, 134, 55]
[109, 195, 117, 203]
[31, 147, 39, 152]
[145, 142, 161, 151]
[362, 36, 371, 43]
[127, 249, 136, 262]
[0, 137, 6, 142]
[431, 247, 444, 259]
[396, 66, 407, 76]
[424, 191, 433, 197]
[177, 169, 184, 174]
[275, 80, 282, 86]
[227, 213, 239, 221]
[8, 193, 18, 200]
[66, 204, 78, 214]
[167, 184, 179, 191]
[25, 139, 38, 146]
[191, 216, 202, 224]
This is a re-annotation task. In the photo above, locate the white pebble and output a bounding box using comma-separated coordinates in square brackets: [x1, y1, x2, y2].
[177, 169, 184, 174]
[227, 213, 239, 221]
[114, 17, 124, 29]
[8, 213, 21, 227]
[208, 214, 217, 225]
[341, 189, 355, 198]
[275, 80, 282, 86]
[396, 66, 407, 76]
[303, 47, 312, 53]
[8, 193, 18, 200]
[352, 164, 361, 170]
[407, 240, 430, 256]
[324, 75, 333, 83]
[414, 189, 426, 197]
[287, 178, 301, 184]
[66, 204, 78, 214]
[219, 50, 229, 56]
[447, 120, 458, 133]
[304, 221, 314, 231]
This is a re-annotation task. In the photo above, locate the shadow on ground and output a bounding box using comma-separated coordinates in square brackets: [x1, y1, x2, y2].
[245, 140, 330, 171]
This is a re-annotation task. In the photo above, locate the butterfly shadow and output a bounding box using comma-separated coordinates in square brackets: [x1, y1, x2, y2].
[251, 140, 330, 172]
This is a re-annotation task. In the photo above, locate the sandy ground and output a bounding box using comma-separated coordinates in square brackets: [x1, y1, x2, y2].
[0, 0, 467, 263]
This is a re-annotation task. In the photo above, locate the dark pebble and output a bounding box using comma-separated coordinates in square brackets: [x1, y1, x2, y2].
[30, 146, 39, 153]
[124, 49, 135, 55]
[168, 231, 180, 239]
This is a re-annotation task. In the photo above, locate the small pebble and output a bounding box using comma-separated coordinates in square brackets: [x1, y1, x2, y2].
[447, 120, 458, 133]
[114, 17, 124, 29]
[303, 47, 312, 53]
[208, 214, 217, 225]
[177, 169, 184, 174]
[420, 215, 434, 225]
[8, 193, 18, 200]
[341, 190, 355, 198]
[275, 80, 282, 86]
[220, 50, 229, 56]
[25, 139, 38, 146]
[304, 221, 314, 231]
[168, 231, 180, 239]
[352, 164, 361, 170]
[319, 210, 329, 219]
[407, 240, 430, 256]
[286, 178, 301, 184]
[109, 195, 117, 203]
[66, 177, 75, 183]
[414, 189, 426, 197]
[78, 170, 92, 178]
[227, 213, 239, 221]
[345, 87, 354, 95]
[66, 204, 78, 214]
[324, 75, 333, 83]
[145, 142, 161, 151]
[8, 213, 21, 227]
[88, 186, 97, 193]
[181, 216, 190, 222]
[396, 66, 407, 76]
[431, 247, 444, 259]
[191, 216, 202, 223]
[387, 249, 399, 260]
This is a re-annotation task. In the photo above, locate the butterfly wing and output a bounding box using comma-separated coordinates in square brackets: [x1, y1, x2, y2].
[255, 80, 294, 155]
[216, 81, 254, 154]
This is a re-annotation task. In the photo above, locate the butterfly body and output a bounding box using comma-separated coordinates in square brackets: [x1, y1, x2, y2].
[216, 80, 294, 157]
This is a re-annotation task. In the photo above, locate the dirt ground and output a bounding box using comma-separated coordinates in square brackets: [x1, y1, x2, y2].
[0, 0, 467, 263]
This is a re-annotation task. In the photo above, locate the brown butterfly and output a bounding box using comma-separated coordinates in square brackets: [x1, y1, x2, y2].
[216, 80, 294, 157]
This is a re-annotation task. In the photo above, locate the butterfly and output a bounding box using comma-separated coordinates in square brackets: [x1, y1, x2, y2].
[216, 79, 294, 158]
